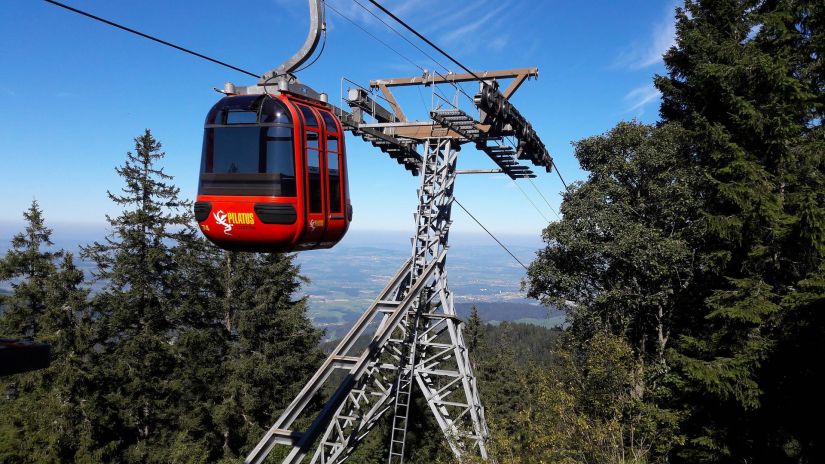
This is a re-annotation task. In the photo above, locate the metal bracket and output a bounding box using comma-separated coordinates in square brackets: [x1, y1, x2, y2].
[261, 0, 325, 83]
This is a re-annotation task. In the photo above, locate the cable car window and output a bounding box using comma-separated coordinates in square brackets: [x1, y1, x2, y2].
[307, 151, 322, 213]
[211, 127, 260, 173]
[321, 112, 339, 133]
[328, 153, 341, 213]
[265, 127, 296, 196]
[225, 110, 258, 125]
[326, 135, 338, 153]
[206, 95, 261, 124]
[299, 105, 318, 127]
[199, 127, 297, 197]
[260, 98, 292, 124]
[307, 131, 319, 150]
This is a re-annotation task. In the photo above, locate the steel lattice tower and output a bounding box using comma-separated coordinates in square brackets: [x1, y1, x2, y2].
[238, 63, 551, 464]
[246, 138, 489, 464]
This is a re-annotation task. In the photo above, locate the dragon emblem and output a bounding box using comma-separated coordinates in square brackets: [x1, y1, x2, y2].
[213, 210, 232, 236]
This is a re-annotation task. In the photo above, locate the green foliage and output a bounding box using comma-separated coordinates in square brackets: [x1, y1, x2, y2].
[0, 200, 59, 338]
[652, 1, 825, 460]
[526, 122, 699, 370]
[80, 130, 193, 462]
[1, 130, 323, 463]
[511, 332, 679, 464]
[468, 328, 679, 464]
[207, 251, 325, 460]
[520, 1, 824, 463]
[0, 203, 98, 463]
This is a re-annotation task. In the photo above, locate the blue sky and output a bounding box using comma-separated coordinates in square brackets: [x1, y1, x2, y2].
[0, 0, 676, 241]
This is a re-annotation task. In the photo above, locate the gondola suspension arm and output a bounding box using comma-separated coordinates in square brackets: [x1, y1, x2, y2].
[260, 0, 325, 84]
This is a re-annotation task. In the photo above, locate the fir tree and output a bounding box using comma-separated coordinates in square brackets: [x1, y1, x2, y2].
[210, 251, 325, 461]
[81, 129, 192, 462]
[654, 1, 824, 460]
[0, 201, 60, 462]
[0, 206, 99, 462]
[464, 305, 484, 354]
[38, 252, 99, 462]
[0, 199, 59, 338]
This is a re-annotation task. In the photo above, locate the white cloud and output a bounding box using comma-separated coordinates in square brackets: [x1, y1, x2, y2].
[489, 35, 509, 52]
[439, 2, 510, 46]
[624, 84, 661, 113]
[614, 5, 676, 70]
[325, 0, 514, 58]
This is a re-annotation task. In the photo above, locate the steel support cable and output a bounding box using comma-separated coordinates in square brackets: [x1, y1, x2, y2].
[528, 178, 561, 220]
[351, 0, 475, 107]
[501, 134, 560, 220]
[343, 0, 474, 113]
[432, 70, 476, 107]
[369, 0, 574, 194]
[43, 0, 259, 78]
[510, 178, 550, 223]
[553, 161, 569, 190]
[326, 1, 426, 74]
[351, 0, 449, 73]
[453, 199, 529, 271]
[367, 0, 483, 82]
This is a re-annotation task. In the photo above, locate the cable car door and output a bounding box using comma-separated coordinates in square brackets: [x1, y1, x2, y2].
[299, 105, 326, 245]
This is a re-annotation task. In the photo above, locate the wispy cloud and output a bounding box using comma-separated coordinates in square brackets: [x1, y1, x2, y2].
[440, 3, 509, 46]
[387, 0, 433, 18]
[325, 0, 515, 58]
[614, 5, 676, 70]
[488, 35, 509, 52]
[624, 84, 661, 113]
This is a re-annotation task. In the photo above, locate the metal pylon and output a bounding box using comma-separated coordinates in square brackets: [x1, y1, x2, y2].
[245, 138, 489, 464]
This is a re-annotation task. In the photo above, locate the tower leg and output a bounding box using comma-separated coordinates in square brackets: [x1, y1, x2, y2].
[244, 138, 490, 464]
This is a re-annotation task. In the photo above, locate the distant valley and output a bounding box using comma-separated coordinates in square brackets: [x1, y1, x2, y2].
[0, 225, 557, 338]
[292, 231, 558, 338]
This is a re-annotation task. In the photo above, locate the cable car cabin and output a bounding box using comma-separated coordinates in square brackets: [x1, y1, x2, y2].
[194, 93, 351, 253]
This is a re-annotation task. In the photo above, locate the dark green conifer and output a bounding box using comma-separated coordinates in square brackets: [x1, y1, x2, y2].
[210, 251, 325, 460]
[0, 205, 99, 462]
[464, 305, 484, 354]
[81, 129, 191, 462]
[654, 1, 824, 460]
[0, 200, 59, 338]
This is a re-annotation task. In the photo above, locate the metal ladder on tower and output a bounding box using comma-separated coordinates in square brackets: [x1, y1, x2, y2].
[387, 308, 421, 463]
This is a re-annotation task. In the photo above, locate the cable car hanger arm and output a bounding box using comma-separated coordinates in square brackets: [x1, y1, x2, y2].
[260, 0, 325, 84]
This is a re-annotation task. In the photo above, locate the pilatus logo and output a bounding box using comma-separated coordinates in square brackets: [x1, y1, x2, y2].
[309, 219, 324, 232]
[213, 210, 232, 236]
[213, 211, 256, 236]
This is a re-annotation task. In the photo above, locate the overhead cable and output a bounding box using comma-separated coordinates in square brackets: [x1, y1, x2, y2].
[366, 0, 484, 82]
[363, 0, 477, 106]
[367, 0, 573, 191]
[453, 199, 529, 271]
[327, 1, 430, 76]
[552, 161, 569, 190]
[510, 178, 550, 223]
[351, 0, 449, 73]
[528, 178, 561, 220]
[43, 0, 259, 78]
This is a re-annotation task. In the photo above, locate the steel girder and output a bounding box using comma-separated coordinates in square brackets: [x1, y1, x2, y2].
[245, 139, 489, 464]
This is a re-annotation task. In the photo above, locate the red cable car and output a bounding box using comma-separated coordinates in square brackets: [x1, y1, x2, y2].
[194, 92, 351, 252]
